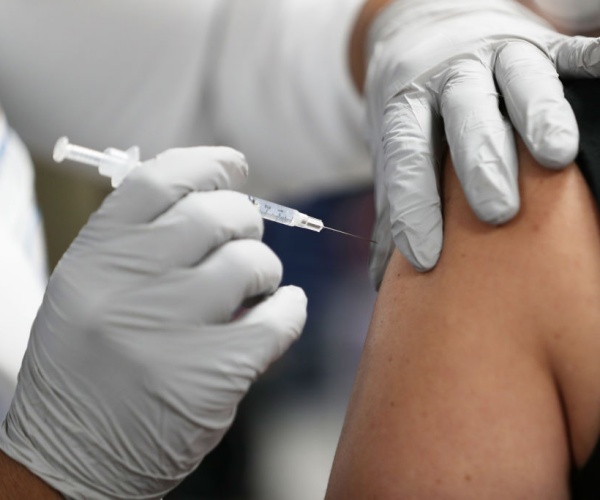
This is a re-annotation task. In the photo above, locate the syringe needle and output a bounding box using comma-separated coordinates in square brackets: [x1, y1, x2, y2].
[322, 226, 377, 244]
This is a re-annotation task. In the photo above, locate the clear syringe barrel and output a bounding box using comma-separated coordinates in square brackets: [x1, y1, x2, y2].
[248, 196, 324, 232]
[53, 137, 325, 233]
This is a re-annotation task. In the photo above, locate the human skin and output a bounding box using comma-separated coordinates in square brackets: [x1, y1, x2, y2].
[325, 139, 600, 498]
[0, 451, 60, 498]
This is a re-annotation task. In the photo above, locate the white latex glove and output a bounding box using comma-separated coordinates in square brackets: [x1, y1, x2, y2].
[367, 0, 600, 286]
[0, 147, 307, 499]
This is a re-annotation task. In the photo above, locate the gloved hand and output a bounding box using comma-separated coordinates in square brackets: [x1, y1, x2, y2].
[0, 147, 307, 499]
[366, 0, 600, 286]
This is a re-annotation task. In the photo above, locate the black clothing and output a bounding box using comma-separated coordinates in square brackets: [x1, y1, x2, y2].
[562, 78, 600, 499]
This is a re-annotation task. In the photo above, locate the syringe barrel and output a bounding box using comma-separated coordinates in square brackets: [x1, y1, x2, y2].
[249, 197, 297, 226]
[248, 196, 324, 232]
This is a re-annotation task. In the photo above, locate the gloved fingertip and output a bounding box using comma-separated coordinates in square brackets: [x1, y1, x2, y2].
[277, 285, 308, 309]
[262, 285, 308, 340]
[408, 256, 438, 273]
[526, 103, 579, 169]
[472, 195, 519, 226]
[531, 126, 579, 169]
[393, 229, 441, 273]
[235, 285, 307, 349]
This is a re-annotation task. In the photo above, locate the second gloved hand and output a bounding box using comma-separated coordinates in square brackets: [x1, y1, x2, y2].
[366, 0, 600, 286]
[0, 147, 307, 499]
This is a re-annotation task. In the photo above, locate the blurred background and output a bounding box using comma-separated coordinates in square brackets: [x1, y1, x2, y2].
[35, 158, 377, 500]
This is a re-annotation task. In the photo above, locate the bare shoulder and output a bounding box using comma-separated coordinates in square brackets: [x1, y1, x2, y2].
[326, 141, 600, 499]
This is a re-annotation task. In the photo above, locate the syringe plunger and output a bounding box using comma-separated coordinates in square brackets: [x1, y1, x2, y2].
[53, 136, 140, 187]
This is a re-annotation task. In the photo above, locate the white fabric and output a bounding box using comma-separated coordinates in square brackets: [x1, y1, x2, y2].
[213, 0, 369, 199]
[0, 0, 370, 200]
[0, 112, 47, 419]
[0, 147, 307, 499]
[0, 1, 223, 162]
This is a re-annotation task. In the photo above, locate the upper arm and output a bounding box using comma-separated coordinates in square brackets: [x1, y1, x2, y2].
[326, 139, 600, 499]
[0, 451, 61, 499]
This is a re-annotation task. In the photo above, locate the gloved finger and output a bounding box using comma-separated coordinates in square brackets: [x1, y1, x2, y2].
[173, 286, 306, 417]
[228, 285, 307, 376]
[495, 41, 579, 168]
[123, 239, 282, 326]
[98, 146, 249, 225]
[382, 91, 444, 272]
[190, 239, 283, 324]
[441, 59, 519, 225]
[143, 190, 263, 269]
[551, 36, 600, 78]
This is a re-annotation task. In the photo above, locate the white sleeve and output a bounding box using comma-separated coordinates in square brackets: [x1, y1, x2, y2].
[0, 0, 370, 199]
[0, 0, 224, 161]
[0, 230, 45, 420]
[0, 114, 47, 420]
[214, 0, 371, 199]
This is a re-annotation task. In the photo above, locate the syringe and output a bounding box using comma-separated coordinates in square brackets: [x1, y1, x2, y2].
[53, 136, 140, 188]
[248, 196, 323, 232]
[53, 137, 375, 242]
